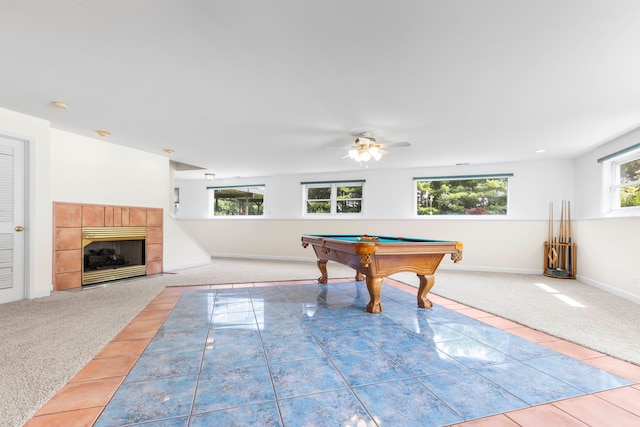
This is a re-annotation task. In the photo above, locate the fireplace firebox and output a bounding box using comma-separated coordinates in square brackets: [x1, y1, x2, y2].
[82, 227, 146, 285]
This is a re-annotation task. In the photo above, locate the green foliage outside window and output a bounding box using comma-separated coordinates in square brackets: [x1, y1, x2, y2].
[305, 183, 363, 214]
[214, 187, 264, 216]
[307, 186, 331, 213]
[619, 159, 640, 208]
[307, 200, 331, 213]
[416, 177, 508, 215]
[336, 186, 362, 213]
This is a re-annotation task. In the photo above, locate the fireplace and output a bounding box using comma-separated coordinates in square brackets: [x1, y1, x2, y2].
[53, 202, 163, 291]
[82, 226, 146, 285]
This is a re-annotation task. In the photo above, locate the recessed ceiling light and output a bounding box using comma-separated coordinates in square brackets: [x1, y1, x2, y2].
[163, 149, 174, 155]
[52, 101, 68, 109]
[536, 149, 546, 153]
[95, 130, 110, 137]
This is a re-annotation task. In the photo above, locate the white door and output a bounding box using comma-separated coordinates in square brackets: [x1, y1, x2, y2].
[0, 135, 25, 304]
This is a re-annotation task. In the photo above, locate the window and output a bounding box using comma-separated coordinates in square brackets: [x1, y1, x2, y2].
[173, 188, 179, 216]
[616, 158, 640, 208]
[208, 185, 265, 216]
[414, 174, 511, 216]
[600, 144, 640, 213]
[302, 181, 364, 215]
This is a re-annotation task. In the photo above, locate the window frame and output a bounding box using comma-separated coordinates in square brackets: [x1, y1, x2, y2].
[207, 184, 266, 218]
[413, 174, 512, 218]
[301, 180, 365, 217]
[600, 144, 640, 216]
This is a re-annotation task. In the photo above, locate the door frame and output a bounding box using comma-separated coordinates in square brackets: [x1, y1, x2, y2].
[0, 131, 31, 301]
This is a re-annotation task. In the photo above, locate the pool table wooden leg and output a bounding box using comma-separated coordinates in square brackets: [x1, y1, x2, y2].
[317, 259, 328, 284]
[417, 274, 435, 308]
[365, 276, 384, 314]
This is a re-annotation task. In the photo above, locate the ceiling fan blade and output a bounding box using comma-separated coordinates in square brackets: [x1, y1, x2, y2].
[381, 141, 411, 148]
[325, 144, 354, 149]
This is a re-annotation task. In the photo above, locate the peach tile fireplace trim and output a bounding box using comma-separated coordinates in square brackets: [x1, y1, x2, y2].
[53, 202, 163, 291]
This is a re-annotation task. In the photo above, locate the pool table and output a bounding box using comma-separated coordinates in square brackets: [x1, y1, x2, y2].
[301, 234, 463, 314]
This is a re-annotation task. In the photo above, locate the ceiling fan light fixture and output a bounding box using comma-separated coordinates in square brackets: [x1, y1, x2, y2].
[52, 101, 68, 110]
[348, 144, 380, 163]
[344, 133, 407, 163]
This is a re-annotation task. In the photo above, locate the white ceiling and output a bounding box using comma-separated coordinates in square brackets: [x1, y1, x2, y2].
[1, 0, 640, 179]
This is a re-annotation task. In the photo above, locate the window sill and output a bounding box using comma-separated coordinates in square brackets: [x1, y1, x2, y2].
[605, 209, 640, 218]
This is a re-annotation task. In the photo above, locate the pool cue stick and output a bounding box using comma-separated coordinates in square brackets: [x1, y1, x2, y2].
[547, 202, 552, 270]
[547, 202, 557, 270]
[559, 200, 565, 270]
[550, 202, 554, 270]
[564, 200, 567, 270]
[564, 200, 569, 271]
[567, 200, 572, 275]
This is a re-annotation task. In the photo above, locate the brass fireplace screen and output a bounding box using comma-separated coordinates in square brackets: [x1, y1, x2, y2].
[82, 227, 147, 285]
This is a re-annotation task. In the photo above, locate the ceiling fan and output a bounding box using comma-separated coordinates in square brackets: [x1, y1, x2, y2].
[333, 132, 411, 162]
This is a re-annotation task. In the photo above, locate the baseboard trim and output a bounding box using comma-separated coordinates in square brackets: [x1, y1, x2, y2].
[209, 253, 316, 263]
[209, 252, 640, 303]
[164, 260, 213, 272]
[209, 253, 542, 274]
[576, 274, 640, 304]
[437, 265, 541, 275]
[29, 288, 52, 299]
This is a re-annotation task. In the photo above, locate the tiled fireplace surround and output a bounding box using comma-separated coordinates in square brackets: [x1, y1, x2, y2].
[53, 202, 163, 291]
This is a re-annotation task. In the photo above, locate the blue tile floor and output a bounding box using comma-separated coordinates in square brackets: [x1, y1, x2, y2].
[93, 281, 631, 427]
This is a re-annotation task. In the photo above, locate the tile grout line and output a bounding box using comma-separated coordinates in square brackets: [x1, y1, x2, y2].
[88, 287, 185, 426]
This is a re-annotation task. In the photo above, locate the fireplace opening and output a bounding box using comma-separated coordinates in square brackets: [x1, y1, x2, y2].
[84, 240, 145, 271]
[82, 226, 147, 285]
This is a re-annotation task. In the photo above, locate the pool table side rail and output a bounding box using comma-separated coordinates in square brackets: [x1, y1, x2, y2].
[307, 234, 454, 244]
[302, 235, 463, 255]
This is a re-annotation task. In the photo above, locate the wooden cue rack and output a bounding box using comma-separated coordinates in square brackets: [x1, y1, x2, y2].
[544, 200, 576, 279]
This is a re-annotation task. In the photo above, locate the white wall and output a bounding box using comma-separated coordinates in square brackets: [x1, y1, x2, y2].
[0, 108, 52, 299]
[178, 218, 547, 274]
[49, 129, 210, 272]
[575, 126, 640, 218]
[175, 159, 575, 275]
[573, 217, 640, 301]
[50, 129, 171, 207]
[573, 127, 640, 301]
[177, 159, 575, 220]
[163, 215, 211, 270]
